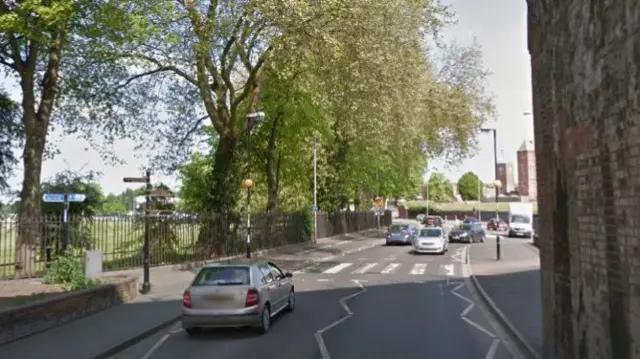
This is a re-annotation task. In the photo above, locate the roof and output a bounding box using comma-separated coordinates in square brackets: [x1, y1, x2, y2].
[203, 259, 266, 267]
[518, 140, 534, 152]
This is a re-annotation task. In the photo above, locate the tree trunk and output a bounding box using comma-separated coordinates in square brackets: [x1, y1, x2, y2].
[196, 132, 241, 256]
[209, 132, 241, 211]
[265, 117, 280, 213]
[15, 88, 48, 277]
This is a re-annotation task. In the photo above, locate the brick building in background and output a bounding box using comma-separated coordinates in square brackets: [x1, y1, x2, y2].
[516, 140, 537, 200]
[530, 1, 638, 358]
[496, 161, 516, 194]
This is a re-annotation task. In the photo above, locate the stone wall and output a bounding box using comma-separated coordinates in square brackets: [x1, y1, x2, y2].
[528, 1, 639, 358]
[0, 276, 138, 345]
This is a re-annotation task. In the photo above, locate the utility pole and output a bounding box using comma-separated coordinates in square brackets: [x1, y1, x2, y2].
[313, 135, 318, 243]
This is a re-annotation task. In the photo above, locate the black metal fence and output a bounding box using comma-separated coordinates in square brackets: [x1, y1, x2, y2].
[316, 211, 384, 239]
[0, 210, 378, 279]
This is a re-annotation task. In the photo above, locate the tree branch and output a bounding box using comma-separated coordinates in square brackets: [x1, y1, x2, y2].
[231, 45, 271, 109]
[119, 53, 198, 86]
[115, 67, 174, 90]
[177, 115, 209, 148]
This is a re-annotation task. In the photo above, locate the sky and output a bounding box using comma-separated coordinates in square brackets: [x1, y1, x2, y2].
[1, 0, 533, 202]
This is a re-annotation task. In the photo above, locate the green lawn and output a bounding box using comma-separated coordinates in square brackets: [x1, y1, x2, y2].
[404, 201, 538, 213]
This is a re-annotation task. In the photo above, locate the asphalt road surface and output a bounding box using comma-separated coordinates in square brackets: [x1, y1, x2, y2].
[112, 229, 524, 359]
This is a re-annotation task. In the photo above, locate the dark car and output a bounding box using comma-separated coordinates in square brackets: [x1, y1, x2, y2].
[423, 216, 444, 227]
[386, 223, 418, 245]
[448, 223, 485, 243]
[487, 218, 508, 231]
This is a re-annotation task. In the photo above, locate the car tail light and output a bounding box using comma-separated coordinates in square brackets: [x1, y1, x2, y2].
[183, 290, 191, 308]
[245, 288, 259, 307]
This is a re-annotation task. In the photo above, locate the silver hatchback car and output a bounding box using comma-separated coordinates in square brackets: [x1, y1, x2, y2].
[182, 260, 295, 335]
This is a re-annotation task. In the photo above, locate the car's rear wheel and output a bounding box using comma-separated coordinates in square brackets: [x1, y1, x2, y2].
[258, 305, 271, 334]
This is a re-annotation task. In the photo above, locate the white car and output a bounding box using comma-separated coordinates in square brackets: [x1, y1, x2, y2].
[413, 227, 448, 254]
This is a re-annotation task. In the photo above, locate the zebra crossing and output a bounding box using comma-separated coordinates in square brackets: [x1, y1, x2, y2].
[295, 261, 459, 277]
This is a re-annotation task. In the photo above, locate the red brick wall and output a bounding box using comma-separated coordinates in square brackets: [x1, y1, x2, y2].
[529, 1, 639, 358]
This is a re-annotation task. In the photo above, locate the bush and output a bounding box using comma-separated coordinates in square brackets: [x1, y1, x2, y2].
[407, 206, 441, 218]
[43, 255, 103, 290]
[301, 207, 314, 241]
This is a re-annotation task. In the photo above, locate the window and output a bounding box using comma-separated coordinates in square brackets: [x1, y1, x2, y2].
[420, 228, 442, 237]
[269, 263, 285, 280]
[258, 264, 274, 283]
[390, 224, 408, 232]
[192, 266, 250, 286]
[511, 215, 531, 224]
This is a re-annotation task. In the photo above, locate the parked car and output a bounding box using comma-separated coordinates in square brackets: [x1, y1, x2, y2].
[423, 215, 444, 227]
[487, 218, 509, 231]
[416, 214, 426, 223]
[448, 223, 485, 243]
[413, 227, 448, 254]
[182, 260, 295, 335]
[386, 223, 418, 245]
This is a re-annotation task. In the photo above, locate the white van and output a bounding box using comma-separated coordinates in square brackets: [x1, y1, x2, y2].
[507, 203, 534, 238]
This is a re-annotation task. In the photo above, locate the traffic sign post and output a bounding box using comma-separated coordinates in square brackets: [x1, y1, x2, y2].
[123, 171, 152, 294]
[42, 192, 86, 254]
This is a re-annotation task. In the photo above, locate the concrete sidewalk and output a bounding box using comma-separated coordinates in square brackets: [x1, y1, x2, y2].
[468, 237, 542, 359]
[0, 230, 380, 359]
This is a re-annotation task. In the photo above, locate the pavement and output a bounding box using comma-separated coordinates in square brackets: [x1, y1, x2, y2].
[469, 234, 542, 359]
[0, 230, 380, 359]
[107, 223, 529, 359]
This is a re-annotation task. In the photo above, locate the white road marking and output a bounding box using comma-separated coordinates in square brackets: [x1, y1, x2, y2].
[140, 322, 181, 359]
[443, 264, 455, 276]
[315, 280, 367, 359]
[462, 317, 497, 338]
[380, 263, 400, 274]
[409, 263, 427, 275]
[317, 278, 334, 282]
[485, 338, 500, 359]
[323, 262, 353, 274]
[449, 280, 498, 341]
[353, 263, 378, 274]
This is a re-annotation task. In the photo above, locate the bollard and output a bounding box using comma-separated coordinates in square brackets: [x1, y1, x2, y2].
[496, 235, 501, 261]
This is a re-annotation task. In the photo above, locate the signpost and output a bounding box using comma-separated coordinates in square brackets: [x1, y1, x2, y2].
[123, 171, 152, 294]
[148, 189, 173, 197]
[42, 192, 87, 255]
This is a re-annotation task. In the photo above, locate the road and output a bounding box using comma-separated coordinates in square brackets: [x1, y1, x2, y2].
[112, 226, 525, 359]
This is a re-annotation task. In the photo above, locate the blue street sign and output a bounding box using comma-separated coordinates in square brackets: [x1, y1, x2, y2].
[312, 205, 318, 212]
[42, 193, 65, 203]
[68, 193, 86, 202]
[375, 208, 383, 216]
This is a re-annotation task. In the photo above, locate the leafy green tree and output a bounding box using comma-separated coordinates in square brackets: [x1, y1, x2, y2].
[428, 173, 455, 202]
[100, 194, 129, 215]
[457, 171, 482, 201]
[0, 91, 22, 191]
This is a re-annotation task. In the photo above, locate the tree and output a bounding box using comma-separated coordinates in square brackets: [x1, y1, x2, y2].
[100, 194, 129, 215]
[457, 171, 482, 201]
[428, 173, 455, 202]
[0, 90, 21, 191]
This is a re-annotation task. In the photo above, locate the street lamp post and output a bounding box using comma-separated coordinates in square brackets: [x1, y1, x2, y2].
[244, 111, 265, 259]
[493, 180, 502, 220]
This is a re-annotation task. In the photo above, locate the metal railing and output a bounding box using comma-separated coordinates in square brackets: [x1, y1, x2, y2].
[0, 210, 379, 279]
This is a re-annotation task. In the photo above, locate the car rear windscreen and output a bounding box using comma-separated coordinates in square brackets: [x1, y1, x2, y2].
[390, 225, 408, 232]
[420, 228, 442, 237]
[193, 266, 250, 286]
